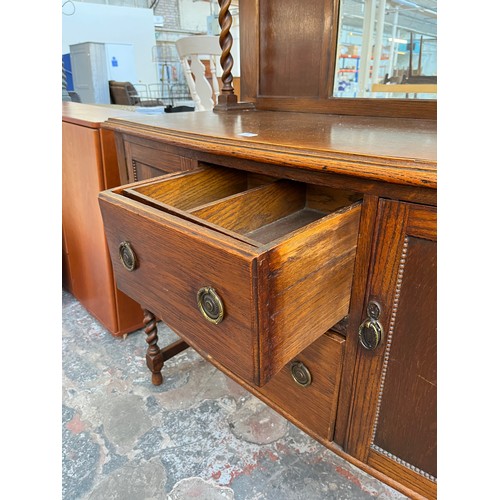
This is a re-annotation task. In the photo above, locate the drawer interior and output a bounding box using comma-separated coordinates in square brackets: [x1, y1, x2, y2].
[125, 167, 270, 211]
[190, 181, 357, 245]
[123, 166, 361, 246]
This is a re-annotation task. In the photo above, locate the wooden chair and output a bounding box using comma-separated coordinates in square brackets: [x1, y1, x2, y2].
[175, 35, 222, 111]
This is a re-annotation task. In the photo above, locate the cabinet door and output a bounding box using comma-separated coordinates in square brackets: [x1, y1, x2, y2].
[62, 122, 143, 336]
[346, 200, 436, 498]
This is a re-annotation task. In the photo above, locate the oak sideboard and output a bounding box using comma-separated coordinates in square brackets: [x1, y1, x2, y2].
[98, 108, 436, 499]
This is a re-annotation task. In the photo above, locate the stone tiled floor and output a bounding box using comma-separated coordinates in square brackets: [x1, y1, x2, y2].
[62, 289, 408, 499]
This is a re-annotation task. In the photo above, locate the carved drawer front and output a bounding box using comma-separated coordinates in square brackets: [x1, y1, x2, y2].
[256, 330, 345, 439]
[124, 139, 195, 182]
[99, 166, 361, 387]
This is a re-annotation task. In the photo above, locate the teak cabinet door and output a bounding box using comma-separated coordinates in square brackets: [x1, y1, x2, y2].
[345, 200, 437, 499]
[62, 121, 143, 336]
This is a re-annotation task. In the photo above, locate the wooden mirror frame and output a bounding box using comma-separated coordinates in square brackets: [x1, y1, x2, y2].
[239, 0, 436, 119]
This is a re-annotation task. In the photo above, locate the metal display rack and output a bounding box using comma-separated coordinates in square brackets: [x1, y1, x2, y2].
[151, 43, 193, 107]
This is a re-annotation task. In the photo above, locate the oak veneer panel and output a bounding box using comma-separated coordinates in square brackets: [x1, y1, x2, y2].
[131, 168, 250, 211]
[123, 140, 195, 183]
[345, 200, 436, 497]
[259, 0, 326, 97]
[334, 194, 379, 447]
[260, 204, 359, 381]
[190, 181, 305, 235]
[239, 0, 259, 102]
[103, 111, 436, 189]
[367, 450, 437, 499]
[372, 236, 436, 477]
[127, 142, 186, 171]
[256, 331, 345, 439]
[133, 162, 169, 181]
[99, 196, 258, 382]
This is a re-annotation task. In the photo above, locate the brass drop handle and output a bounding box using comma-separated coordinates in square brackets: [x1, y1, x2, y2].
[119, 241, 137, 271]
[358, 301, 383, 351]
[358, 319, 383, 350]
[197, 287, 224, 324]
[290, 361, 312, 387]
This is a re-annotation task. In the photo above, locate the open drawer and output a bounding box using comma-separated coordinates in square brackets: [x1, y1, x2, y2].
[99, 166, 362, 386]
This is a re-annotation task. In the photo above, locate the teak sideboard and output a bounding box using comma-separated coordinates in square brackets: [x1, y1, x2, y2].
[62, 102, 144, 336]
[97, 109, 436, 499]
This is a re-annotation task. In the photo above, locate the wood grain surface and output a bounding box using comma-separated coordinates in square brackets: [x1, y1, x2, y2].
[62, 116, 143, 336]
[104, 110, 436, 189]
[99, 168, 361, 385]
[258, 0, 328, 97]
[344, 200, 437, 498]
[240, 0, 435, 119]
[62, 101, 136, 128]
[99, 194, 259, 382]
[256, 331, 345, 439]
[66, 3, 438, 491]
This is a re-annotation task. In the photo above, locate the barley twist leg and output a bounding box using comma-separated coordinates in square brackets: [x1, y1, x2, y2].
[143, 309, 164, 386]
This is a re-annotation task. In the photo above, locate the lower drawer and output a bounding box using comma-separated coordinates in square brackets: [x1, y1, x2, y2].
[255, 330, 345, 440]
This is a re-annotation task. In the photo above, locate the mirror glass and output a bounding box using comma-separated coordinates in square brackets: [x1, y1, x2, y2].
[333, 0, 437, 99]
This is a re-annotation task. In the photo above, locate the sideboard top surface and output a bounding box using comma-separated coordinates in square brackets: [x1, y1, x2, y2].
[104, 109, 437, 189]
[62, 102, 137, 128]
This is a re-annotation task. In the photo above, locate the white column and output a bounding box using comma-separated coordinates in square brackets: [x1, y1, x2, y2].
[358, 0, 377, 97]
[372, 0, 387, 86]
[387, 7, 400, 78]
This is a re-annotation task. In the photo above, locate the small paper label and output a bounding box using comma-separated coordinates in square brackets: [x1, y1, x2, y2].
[237, 132, 258, 137]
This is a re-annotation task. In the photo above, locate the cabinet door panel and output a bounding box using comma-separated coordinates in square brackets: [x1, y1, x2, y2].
[62, 122, 143, 335]
[372, 235, 436, 476]
[346, 200, 436, 498]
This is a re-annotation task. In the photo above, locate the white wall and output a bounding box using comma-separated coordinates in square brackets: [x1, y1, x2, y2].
[179, 0, 211, 33]
[62, 2, 158, 85]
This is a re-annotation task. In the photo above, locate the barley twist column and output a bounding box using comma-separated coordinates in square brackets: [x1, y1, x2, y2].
[214, 0, 255, 111]
[218, 0, 236, 100]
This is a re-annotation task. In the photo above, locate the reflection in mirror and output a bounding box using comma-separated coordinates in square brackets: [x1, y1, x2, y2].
[334, 0, 437, 99]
